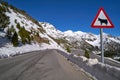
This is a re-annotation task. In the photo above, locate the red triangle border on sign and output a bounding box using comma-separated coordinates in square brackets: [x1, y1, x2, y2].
[91, 7, 114, 28]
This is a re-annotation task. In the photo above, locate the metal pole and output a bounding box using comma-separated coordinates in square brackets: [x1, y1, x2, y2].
[100, 28, 104, 63]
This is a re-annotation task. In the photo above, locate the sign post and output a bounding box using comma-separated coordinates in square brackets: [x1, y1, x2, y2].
[91, 7, 114, 63]
[100, 28, 104, 63]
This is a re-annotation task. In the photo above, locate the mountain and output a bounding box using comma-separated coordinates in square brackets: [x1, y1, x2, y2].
[0, 1, 120, 60]
[0, 2, 62, 57]
[41, 22, 120, 60]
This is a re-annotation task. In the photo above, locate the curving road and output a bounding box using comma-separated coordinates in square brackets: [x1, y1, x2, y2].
[0, 49, 93, 80]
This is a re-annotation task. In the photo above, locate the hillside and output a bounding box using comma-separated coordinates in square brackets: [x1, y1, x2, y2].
[0, 2, 62, 57]
[0, 1, 120, 61]
[41, 22, 120, 61]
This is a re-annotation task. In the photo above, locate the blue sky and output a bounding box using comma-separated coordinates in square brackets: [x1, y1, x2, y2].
[7, 0, 120, 36]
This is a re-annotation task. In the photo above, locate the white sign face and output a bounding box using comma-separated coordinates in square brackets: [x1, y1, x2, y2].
[91, 8, 114, 28]
[93, 10, 111, 26]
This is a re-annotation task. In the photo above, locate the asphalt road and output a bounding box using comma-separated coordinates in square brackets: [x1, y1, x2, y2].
[0, 49, 93, 80]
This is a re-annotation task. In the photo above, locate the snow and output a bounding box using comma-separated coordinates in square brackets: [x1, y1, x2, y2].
[63, 30, 87, 38]
[0, 29, 63, 58]
[64, 30, 75, 37]
[70, 54, 120, 80]
[5, 8, 19, 32]
[109, 37, 120, 43]
[113, 56, 120, 60]
[106, 57, 120, 64]
[73, 55, 98, 66]
[86, 58, 98, 66]
[40, 21, 120, 53]
[86, 40, 100, 47]
[1, 3, 120, 80]
[85, 32, 120, 48]
[73, 54, 120, 71]
[79, 56, 88, 61]
[0, 32, 6, 37]
[40, 22, 63, 38]
[5, 8, 40, 33]
[0, 3, 120, 69]
[0, 6, 63, 58]
[0, 43, 40, 57]
[0, 42, 64, 58]
[40, 43, 63, 51]
[76, 56, 98, 66]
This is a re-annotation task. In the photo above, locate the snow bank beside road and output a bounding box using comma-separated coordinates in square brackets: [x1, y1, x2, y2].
[74, 55, 98, 66]
[69, 54, 120, 80]
[0, 43, 41, 58]
[87, 58, 98, 66]
[0, 42, 64, 58]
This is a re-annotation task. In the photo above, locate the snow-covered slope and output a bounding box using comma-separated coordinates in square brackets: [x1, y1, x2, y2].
[0, 2, 63, 57]
[0, 2, 120, 59]
[40, 22, 120, 57]
[43, 22, 120, 48]
[40, 22, 63, 38]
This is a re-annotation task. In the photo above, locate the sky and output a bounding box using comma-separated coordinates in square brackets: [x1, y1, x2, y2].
[7, 0, 120, 36]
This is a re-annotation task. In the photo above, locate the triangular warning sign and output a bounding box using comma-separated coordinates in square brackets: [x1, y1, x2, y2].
[91, 7, 114, 28]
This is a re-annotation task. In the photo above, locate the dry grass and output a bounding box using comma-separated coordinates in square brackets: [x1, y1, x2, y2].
[34, 35, 49, 44]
